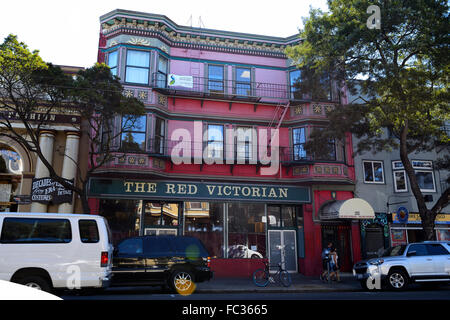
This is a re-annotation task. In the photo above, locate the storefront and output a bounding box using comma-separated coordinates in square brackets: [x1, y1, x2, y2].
[390, 211, 450, 245]
[88, 178, 310, 277]
[360, 213, 390, 259]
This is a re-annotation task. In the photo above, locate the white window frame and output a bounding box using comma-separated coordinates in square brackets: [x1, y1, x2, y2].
[393, 170, 408, 193]
[392, 160, 436, 193]
[414, 170, 436, 193]
[362, 160, 385, 184]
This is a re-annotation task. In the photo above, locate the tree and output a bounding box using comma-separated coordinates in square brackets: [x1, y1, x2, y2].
[0, 34, 146, 213]
[286, 0, 449, 240]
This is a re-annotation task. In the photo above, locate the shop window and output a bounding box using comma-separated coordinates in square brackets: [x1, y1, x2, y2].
[98, 199, 141, 244]
[184, 202, 224, 258]
[121, 115, 146, 152]
[437, 229, 450, 241]
[228, 203, 266, 258]
[107, 51, 118, 76]
[125, 50, 150, 84]
[143, 202, 178, 228]
[363, 160, 384, 184]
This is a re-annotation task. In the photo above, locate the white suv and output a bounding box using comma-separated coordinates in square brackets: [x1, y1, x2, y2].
[354, 241, 450, 290]
[0, 213, 113, 292]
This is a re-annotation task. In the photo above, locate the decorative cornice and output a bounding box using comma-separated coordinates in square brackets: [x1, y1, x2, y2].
[100, 10, 301, 58]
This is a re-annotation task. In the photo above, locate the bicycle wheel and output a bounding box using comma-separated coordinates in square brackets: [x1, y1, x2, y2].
[279, 270, 292, 287]
[252, 268, 269, 287]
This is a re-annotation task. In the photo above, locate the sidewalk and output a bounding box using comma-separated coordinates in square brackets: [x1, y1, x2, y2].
[196, 272, 361, 293]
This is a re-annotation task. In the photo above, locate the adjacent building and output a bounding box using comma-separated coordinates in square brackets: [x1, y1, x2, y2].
[89, 9, 375, 277]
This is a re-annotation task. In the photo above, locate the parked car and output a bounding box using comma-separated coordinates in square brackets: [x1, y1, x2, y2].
[228, 245, 263, 259]
[111, 235, 213, 294]
[353, 241, 450, 290]
[0, 213, 113, 293]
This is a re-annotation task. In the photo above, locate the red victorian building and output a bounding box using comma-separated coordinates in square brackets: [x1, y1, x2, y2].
[88, 9, 368, 277]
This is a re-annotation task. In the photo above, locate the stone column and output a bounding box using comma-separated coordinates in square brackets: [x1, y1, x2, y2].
[30, 130, 55, 213]
[58, 132, 80, 213]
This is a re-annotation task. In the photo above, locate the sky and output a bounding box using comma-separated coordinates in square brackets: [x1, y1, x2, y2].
[0, 0, 329, 68]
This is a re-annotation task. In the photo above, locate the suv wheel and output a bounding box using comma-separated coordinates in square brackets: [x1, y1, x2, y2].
[387, 269, 408, 291]
[18, 276, 51, 293]
[171, 270, 195, 295]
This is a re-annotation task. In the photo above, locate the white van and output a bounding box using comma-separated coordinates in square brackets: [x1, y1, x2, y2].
[0, 212, 113, 292]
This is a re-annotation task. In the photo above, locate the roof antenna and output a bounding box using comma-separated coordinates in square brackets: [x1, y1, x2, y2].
[198, 16, 205, 29]
[186, 14, 193, 27]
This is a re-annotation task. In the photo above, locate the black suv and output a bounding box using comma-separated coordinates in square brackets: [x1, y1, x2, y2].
[111, 235, 213, 294]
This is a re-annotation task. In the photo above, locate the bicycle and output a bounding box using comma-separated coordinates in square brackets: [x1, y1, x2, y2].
[252, 260, 292, 287]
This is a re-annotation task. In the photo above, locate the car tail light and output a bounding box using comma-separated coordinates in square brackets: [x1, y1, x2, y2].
[207, 257, 211, 268]
[101, 251, 109, 267]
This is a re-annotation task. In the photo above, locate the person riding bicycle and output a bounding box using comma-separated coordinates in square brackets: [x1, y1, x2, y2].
[320, 242, 333, 282]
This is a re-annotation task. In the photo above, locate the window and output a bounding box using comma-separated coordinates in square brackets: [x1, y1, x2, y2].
[125, 50, 150, 84]
[153, 117, 165, 154]
[206, 124, 224, 159]
[235, 127, 254, 162]
[292, 127, 306, 160]
[144, 237, 172, 257]
[289, 69, 301, 100]
[118, 238, 143, 255]
[184, 202, 224, 258]
[407, 244, 428, 256]
[363, 161, 384, 183]
[426, 244, 449, 255]
[392, 160, 436, 192]
[107, 51, 118, 76]
[208, 65, 224, 93]
[157, 55, 168, 88]
[0, 218, 72, 243]
[393, 170, 408, 192]
[79, 220, 99, 243]
[121, 115, 146, 152]
[235, 67, 251, 96]
[228, 202, 266, 258]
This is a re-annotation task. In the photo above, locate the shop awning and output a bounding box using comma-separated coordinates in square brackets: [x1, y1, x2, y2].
[320, 198, 375, 220]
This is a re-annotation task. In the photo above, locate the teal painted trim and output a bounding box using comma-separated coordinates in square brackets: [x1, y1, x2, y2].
[103, 44, 288, 71]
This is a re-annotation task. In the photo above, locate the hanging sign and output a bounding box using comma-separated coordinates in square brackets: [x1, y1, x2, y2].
[31, 178, 74, 204]
[167, 74, 194, 88]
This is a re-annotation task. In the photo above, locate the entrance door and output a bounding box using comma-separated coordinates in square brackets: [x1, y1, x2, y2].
[268, 230, 297, 272]
[141, 201, 180, 236]
[365, 224, 385, 258]
[321, 223, 352, 272]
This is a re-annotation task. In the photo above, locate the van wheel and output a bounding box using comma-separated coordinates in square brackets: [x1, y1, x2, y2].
[170, 270, 195, 295]
[18, 276, 52, 293]
[387, 269, 409, 291]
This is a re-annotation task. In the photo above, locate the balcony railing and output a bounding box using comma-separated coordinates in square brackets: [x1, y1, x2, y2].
[151, 73, 323, 103]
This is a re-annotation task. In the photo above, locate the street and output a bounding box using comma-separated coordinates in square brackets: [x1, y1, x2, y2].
[60, 286, 450, 300]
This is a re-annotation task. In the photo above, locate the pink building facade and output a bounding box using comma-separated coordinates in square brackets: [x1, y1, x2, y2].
[91, 9, 362, 277]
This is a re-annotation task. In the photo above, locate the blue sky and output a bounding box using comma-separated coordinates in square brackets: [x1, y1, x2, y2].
[0, 0, 328, 67]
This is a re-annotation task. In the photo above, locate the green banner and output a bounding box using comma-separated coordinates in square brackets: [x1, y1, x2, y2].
[89, 178, 310, 203]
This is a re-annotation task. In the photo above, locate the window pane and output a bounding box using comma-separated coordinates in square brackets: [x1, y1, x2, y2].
[126, 50, 150, 67]
[373, 162, 384, 182]
[122, 115, 146, 132]
[228, 202, 266, 259]
[0, 218, 71, 243]
[394, 171, 407, 191]
[144, 237, 172, 257]
[290, 70, 301, 86]
[281, 206, 295, 227]
[79, 220, 99, 243]
[364, 162, 374, 182]
[184, 202, 224, 258]
[121, 132, 146, 151]
[158, 56, 168, 74]
[415, 171, 434, 191]
[108, 51, 118, 68]
[408, 244, 428, 256]
[427, 244, 449, 255]
[125, 67, 149, 84]
[293, 128, 305, 144]
[236, 83, 251, 96]
[208, 80, 224, 92]
[208, 65, 223, 80]
[236, 68, 251, 82]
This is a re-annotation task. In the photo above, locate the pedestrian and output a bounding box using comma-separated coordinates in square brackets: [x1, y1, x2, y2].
[329, 248, 341, 282]
[320, 242, 333, 282]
